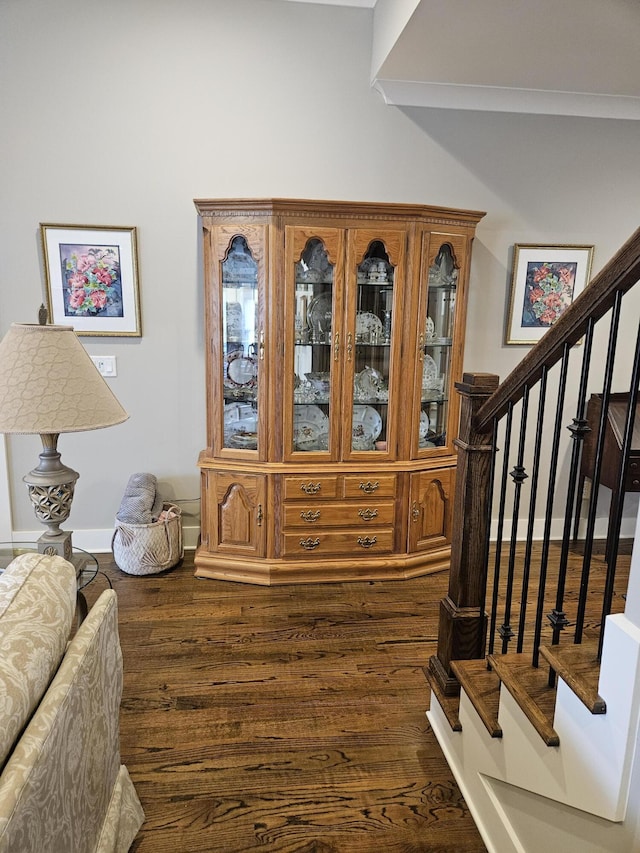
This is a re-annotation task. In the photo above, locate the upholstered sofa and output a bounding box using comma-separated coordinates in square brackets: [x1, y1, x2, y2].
[0, 551, 144, 852]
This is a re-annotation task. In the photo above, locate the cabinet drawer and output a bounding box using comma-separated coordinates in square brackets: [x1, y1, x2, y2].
[283, 500, 395, 529]
[283, 528, 394, 557]
[283, 476, 340, 500]
[343, 474, 396, 499]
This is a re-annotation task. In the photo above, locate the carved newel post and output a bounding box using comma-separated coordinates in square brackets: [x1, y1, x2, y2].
[429, 372, 500, 695]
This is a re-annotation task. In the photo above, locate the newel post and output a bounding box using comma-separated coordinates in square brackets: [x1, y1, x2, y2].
[429, 372, 500, 695]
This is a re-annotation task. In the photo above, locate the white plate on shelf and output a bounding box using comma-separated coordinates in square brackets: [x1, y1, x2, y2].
[421, 353, 438, 388]
[355, 311, 383, 341]
[352, 405, 382, 441]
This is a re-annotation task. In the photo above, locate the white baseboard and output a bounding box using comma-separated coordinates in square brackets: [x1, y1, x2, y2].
[10, 525, 200, 554]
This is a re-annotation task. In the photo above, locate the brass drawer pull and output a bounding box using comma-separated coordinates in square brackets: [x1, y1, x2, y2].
[300, 482, 321, 495]
[358, 508, 378, 521]
[300, 510, 321, 523]
[359, 481, 379, 494]
[300, 537, 320, 550]
[357, 536, 377, 549]
[257, 504, 263, 527]
[411, 501, 420, 523]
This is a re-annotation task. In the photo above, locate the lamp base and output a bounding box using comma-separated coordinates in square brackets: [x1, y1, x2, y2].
[37, 529, 73, 561]
[37, 530, 87, 577]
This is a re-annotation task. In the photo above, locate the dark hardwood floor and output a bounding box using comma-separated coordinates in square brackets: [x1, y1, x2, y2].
[88, 553, 487, 853]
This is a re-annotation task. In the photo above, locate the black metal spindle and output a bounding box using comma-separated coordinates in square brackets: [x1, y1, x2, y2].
[501, 387, 530, 654]
[488, 403, 514, 657]
[549, 319, 595, 649]
[517, 369, 548, 653]
[575, 292, 623, 645]
[533, 343, 571, 668]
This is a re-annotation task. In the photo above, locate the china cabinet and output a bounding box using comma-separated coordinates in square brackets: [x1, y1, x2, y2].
[194, 198, 485, 584]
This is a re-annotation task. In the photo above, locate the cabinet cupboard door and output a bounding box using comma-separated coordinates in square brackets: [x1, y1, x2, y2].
[284, 226, 344, 461]
[211, 225, 267, 459]
[408, 469, 452, 552]
[412, 232, 468, 458]
[342, 228, 407, 460]
[206, 471, 267, 558]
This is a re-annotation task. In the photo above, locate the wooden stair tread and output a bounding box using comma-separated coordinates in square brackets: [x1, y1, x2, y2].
[423, 666, 461, 732]
[451, 658, 502, 738]
[538, 642, 606, 714]
[488, 653, 560, 747]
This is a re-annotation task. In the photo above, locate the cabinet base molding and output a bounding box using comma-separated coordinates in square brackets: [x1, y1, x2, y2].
[194, 547, 451, 586]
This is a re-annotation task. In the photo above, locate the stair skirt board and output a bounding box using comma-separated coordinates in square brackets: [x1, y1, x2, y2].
[427, 612, 640, 853]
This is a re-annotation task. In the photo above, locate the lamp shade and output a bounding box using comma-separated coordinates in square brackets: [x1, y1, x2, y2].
[0, 324, 128, 434]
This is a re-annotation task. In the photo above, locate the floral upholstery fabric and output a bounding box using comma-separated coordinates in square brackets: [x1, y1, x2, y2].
[0, 552, 76, 768]
[0, 560, 144, 852]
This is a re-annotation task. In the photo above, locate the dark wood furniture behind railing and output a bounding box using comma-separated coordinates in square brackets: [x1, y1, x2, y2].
[574, 392, 640, 545]
[429, 227, 640, 700]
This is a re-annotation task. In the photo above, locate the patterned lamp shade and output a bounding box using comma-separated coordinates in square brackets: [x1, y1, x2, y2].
[0, 324, 128, 433]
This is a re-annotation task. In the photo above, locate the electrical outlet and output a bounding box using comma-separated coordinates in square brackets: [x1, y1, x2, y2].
[90, 355, 117, 377]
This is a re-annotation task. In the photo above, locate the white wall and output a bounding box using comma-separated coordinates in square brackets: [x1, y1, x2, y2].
[1, 0, 639, 546]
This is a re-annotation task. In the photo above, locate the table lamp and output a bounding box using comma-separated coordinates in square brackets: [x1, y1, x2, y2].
[0, 323, 128, 561]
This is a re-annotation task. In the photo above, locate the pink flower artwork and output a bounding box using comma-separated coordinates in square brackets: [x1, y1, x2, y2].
[60, 243, 124, 318]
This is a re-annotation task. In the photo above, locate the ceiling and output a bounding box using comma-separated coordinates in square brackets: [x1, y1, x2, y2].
[279, 0, 640, 119]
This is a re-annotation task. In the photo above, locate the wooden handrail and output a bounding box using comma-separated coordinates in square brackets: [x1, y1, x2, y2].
[476, 227, 640, 432]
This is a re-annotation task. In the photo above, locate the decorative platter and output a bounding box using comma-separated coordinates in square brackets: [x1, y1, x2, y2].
[354, 365, 382, 399]
[229, 432, 258, 450]
[225, 351, 257, 388]
[293, 405, 329, 450]
[355, 311, 383, 341]
[307, 292, 332, 335]
[352, 405, 382, 441]
[421, 353, 438, 389]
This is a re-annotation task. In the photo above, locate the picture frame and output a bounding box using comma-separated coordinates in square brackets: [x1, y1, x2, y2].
[40, 223, 141, 337]
[505, 243, 594, 345]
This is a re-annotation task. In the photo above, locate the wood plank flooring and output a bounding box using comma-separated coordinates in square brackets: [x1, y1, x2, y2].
[88, 553, 487, 853]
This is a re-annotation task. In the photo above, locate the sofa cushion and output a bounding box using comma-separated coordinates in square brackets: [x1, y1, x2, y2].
[0, 552, 76, 768]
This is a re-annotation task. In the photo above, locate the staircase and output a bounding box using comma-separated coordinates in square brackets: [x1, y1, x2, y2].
[426, 228, 640, 852]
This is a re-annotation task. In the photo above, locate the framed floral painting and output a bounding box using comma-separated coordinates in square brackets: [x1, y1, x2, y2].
[40, 224, 141, 336]
[505, 243, 594, 345]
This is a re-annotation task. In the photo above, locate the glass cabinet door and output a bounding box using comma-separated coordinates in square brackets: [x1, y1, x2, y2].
[343, 230, 406, 459]
[220, 234, 260, 453]
[418, 242, 459, 452]
[286, 230, 342, 458]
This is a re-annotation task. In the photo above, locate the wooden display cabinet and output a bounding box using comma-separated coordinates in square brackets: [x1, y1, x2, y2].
[194, 198, 485, 584]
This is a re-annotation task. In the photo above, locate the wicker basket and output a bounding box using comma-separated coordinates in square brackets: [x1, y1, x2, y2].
[112, 503, 183, 575]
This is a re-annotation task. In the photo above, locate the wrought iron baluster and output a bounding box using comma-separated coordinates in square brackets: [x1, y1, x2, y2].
[501, 387, 530, 654]
[488, 403, 514, 657]
[533, 343, 571, 667]
[517, 368, 548, 653]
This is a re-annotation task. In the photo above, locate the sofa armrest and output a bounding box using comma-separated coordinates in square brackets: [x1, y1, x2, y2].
[0, 589, 144, 853]
[0, 553, 76, 768]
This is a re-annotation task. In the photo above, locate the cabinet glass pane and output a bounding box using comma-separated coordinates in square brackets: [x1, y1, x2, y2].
[221, 236, 259, 451]
[351, 240, 393, 452]
[421, 243, 458, 448]
[292, 238, 334, 452]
